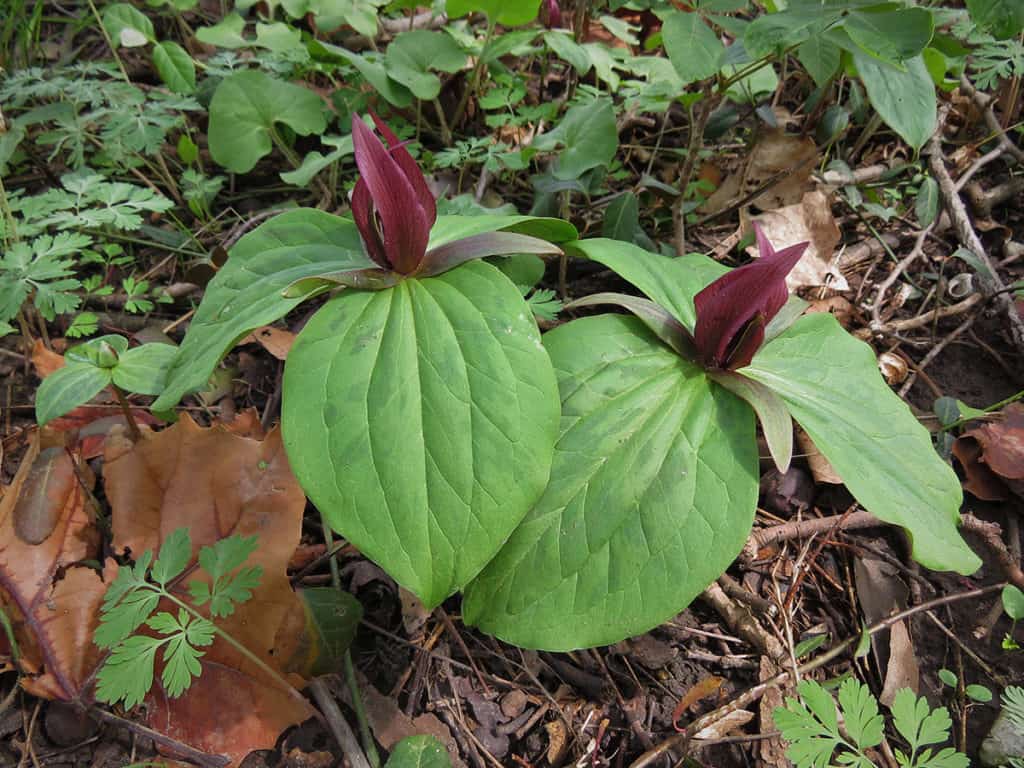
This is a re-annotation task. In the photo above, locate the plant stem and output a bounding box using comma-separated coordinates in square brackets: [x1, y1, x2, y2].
[85, 0, 132, 85]
[110, 383, 142, 442]
[451, 18, 496, 129]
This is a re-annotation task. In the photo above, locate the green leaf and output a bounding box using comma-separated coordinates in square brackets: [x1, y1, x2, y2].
[310, 41, 413, 108]
[195, 13, 248, 48]
[293, 588, 363, 676]
[152, 41, 196, 94]
[938, 668, 958, 688]
[101, 3, 155, 47]
[568, 238, 727, 330]
[385, 735, 453, 768]
[189, 535, 262, 618]
[966, 684, 992, 703]
[531, 98, 618, 180]
[853, 52, 936, 151]
[967, 0, 1024, 39]
[462, 313, 757, 649]
[774, 680, 843, 768]
[490, 254, 545, 289]
[745, 7, 840, 58]
[1002, 585, 1024, 620]
[798, 37, 842, 86]
[113, 342, 178, 396]
[663, 10, 725, 84]
[543, 30, 591, 74]
[282, 260, 560, 609]
[385, 30, 467, 101]
[712, 371, 793, 473]
[743, 313, 980, 575]
[838, 678, 883, 749]
[891, 688, 953, 755]
[208, 70, 327, 173]
[843, 7, 934, 64]
[280, 134, 353, 187]
[148, 609, 214, 698]
[602, 192, 641, 243]
[35, 363, 112, 426]
[95, 634, 161, 708]
[916, 176, 940, 228]
[152, 209, 375, 410]
[150, 528, 192, 587]
[445, 0, 542, 25]
[94, 573, 161, 649]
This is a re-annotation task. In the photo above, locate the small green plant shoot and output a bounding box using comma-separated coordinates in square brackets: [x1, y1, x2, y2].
[775, 678, 969, 768]
[94, 528, 262, 708]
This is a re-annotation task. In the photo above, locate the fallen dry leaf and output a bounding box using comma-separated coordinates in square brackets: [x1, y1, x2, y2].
[672, 676, 725, 730]
[953, 404, 1024, 500]
[701, 129, 818, 215]
[796, 427, 842, 485]
[0, 433, 107, 701]
[102, 415, 317, 765]
[242, 325, 296, 361]
[747, 190, 847, 292]
[31, 340, 65, 378]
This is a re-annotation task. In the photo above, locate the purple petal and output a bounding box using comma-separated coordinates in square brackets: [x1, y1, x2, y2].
[694, 225, 807, 369]
[419, 232, 562, 277]
[352, 115, 431, 274]
[369, 110, 437, 225]
[351, 178, 387, 268]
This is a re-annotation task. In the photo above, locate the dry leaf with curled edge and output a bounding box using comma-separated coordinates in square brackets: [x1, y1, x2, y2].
[748, 190, 847, 293]
[796, 427, 842, 485]
[0, 432, 109, 702]
[242, 325, 296, 361]
[952, 403, 1024, 500]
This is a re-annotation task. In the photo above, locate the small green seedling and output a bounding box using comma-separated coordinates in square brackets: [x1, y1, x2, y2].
[1002, 585, 1024, 650]
[938, 668, 993, 703]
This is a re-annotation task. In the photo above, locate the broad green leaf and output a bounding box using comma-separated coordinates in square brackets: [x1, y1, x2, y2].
[428, 215, 577, 250]
[385, 30, 467, 101]
[462, 314, 757, 650]
[113, 342, 177, 396]
[843, 7, 933, 64]
[281, 134, 353, 187]
[253, 22, 309, 59]
[208, 70, 327, 173]
[102, 3, 155, 47]
[744, 7, 839, 58]
[35, 363, 112, 426]
[853, 52, 936, 151]
[385, 736, 453, 768]
[602, 192, 641, 243]
[967, 0, 1024, 39]
[531, 98, 618, 180]
[1003, 585, 1024, 620]
[568, 238, 727, 330]
[543, 30, 591, 74]
[916, 176, 940, 227]
[743, 313, 980, 574]
[798, 37, 842, 86]
[310, 41, 413, 108]
[292, 588, 363, 676]
[712, 371, 793, 473]
[282, 260, 560, 608]
[152, 210, 375, 410]
[152, 41, 196, 94]
[663, 10, 725, 85]
[195, 13, 248, 48]
[490, 254, 545, 288]
[445, 0, 542, 26]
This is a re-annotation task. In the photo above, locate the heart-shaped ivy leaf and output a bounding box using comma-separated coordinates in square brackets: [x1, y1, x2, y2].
[282, 260, 560, 608]
[463, 314, 758, 649]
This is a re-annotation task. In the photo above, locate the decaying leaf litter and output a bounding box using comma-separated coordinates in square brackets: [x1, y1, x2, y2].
[1, 1, 1024, 767]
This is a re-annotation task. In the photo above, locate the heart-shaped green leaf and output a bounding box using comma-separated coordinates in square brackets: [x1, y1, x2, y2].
[463, 314, 758, 650]
[385, 736, 452, 768]
[853, 52, 936, 151]
[113, 342, 178, 396]
[152, 210, 375, 410]
[385, 30, 467, 101]
[282, 260, 560, 608]
[744, 313, 980, 575]
[208, 71, 327, 173]
[446, 0, 542, 26]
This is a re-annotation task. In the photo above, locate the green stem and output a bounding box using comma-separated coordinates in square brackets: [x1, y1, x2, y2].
[451, 18, 496, 129]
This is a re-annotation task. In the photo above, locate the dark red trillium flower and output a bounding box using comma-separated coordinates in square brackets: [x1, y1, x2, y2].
[349, 113, 561, 280]
[543, 0, 562, 28]
[693, 223, 808, 371]
[351, 112, 435, 275]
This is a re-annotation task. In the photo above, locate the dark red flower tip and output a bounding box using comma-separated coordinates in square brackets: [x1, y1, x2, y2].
[693, 223, 808, 370]
[543, 0, 562, 28]
[351, 112, 436, 274]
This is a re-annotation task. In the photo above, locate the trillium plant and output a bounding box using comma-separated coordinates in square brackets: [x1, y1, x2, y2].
[152, 114, 979, 652]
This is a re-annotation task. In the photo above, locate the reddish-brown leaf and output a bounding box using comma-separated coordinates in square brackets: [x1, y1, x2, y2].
[0, 433, 103, 701]
[953, 403, 1024, 500]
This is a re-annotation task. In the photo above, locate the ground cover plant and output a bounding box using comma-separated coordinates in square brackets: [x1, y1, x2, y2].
[1, 0, 1023, 766]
